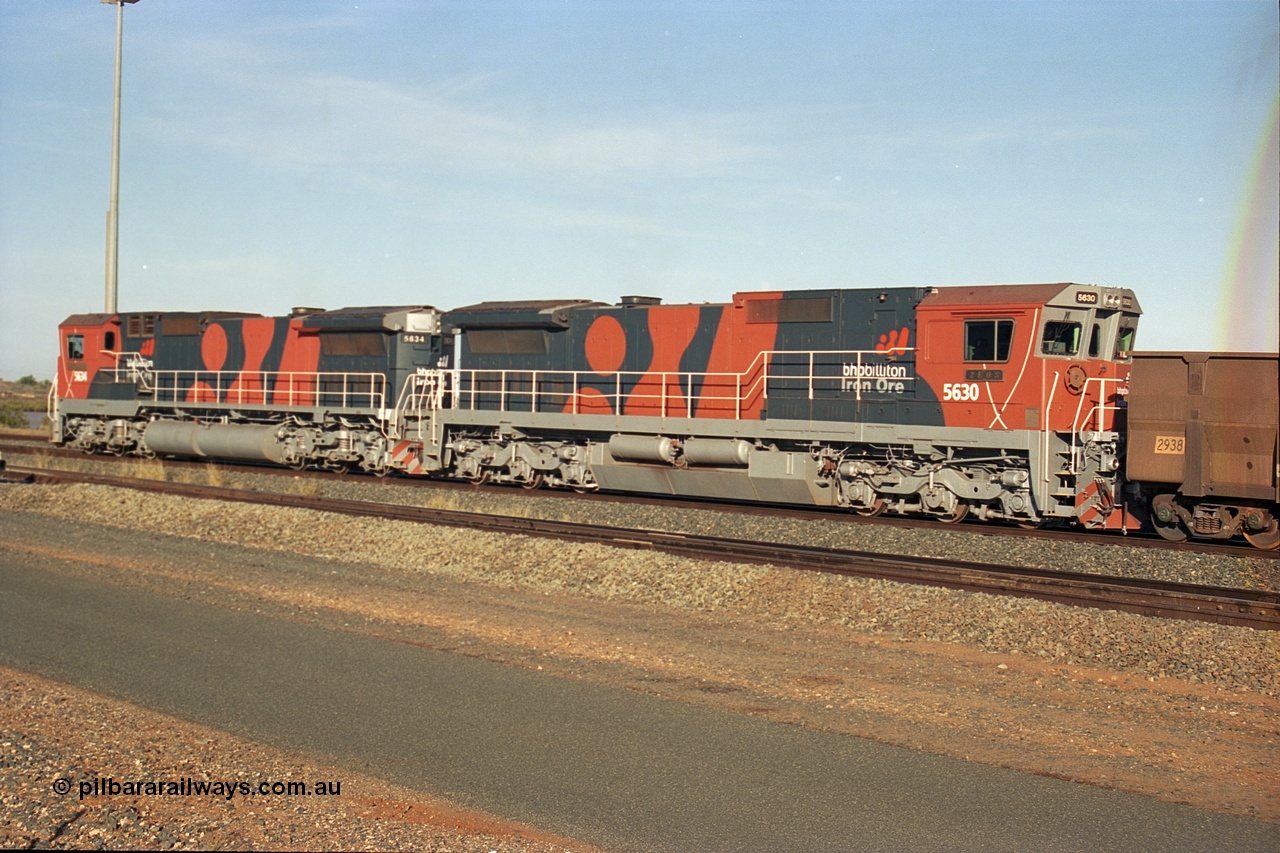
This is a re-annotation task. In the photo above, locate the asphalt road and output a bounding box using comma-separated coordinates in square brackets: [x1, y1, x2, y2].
[0, 543, 1275, 852]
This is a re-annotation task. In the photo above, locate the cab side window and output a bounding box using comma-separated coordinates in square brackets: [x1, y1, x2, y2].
[964, 319, 1013, 362]
[1041, 321, 1081, 356]
[67, 335, 85, 361]
[1115, 325, 1136, 359]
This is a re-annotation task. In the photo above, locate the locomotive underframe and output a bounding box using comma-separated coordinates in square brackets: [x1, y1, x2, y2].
[55, 397, 394, 475]
[431, 408, 1124, 528]
[53, 374, 1129, 532]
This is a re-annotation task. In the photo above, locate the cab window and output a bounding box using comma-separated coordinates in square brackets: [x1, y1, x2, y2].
[964, 319, 1014, 362]
[66, 335, 85, 361]
[1041, 321, 1081, 356]
[1088, 324, 1101, 358]
[1115, 324, 1137, 359]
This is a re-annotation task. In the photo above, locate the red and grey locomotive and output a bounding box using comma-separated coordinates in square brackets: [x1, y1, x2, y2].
[49, 281, 1279, 547]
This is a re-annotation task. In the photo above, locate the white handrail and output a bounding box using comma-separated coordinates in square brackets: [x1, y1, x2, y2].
[447, 348, 917, 420]
[143, 369, 385, 410]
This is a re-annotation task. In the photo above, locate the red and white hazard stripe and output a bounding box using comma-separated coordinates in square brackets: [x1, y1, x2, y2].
[390, 440, 426, 476]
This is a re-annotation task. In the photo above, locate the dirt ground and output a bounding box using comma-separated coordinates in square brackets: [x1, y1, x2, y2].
[3, 517, 1277, 842]
[1, 665, 602, 852]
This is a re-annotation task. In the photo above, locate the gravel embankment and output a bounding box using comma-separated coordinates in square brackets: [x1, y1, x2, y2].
[11, 449, 1279, 593]
[1, 479, 1276, 696]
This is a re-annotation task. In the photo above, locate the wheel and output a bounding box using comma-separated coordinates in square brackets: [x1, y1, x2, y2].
[289, 457, 308, 472]
[328, 461, 351, 475]
[1016, 518, 1045, 530]
[853, 498, 885, 517]
[1153, 518, 1188, 542]
[940, 501, 969, 524]
[1151, 495, 1188, 542]
[466, 469, 490, 485]
[521, 472, 544, 490]
[1244, 523, 1280, 551]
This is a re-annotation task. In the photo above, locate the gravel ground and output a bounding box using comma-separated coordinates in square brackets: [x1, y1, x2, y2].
[1, 480, 1276, 695]
[1, 458, 1278, 845]
[0, 667, 599, 852]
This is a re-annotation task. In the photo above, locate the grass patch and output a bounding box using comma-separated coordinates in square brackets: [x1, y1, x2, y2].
[122, 458, 166, 481]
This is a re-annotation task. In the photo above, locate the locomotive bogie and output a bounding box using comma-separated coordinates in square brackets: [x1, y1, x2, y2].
[62, 415, 147, 457]
[446, 431, 595, 490]
[1148, 494, 1280, 549]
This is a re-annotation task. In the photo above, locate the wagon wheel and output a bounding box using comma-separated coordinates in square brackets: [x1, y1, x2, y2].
[1152, 515, 1188, 542]
[853, 498, 885, 517]
[1243, 522, 1280, 551]
[521, 472, 544, 490]
[940, 501, 969, 524]
[1151, 495, 1188, 542]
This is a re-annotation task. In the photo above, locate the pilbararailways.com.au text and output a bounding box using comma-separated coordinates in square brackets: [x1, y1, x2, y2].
[51, 776, 343, 801]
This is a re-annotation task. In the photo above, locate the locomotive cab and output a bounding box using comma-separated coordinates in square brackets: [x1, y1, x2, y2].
[56, 314, 121, 399]
[915, 283, 1143, 530]
[53, 314, 123, 442]
[1037, 288, 1140, 365]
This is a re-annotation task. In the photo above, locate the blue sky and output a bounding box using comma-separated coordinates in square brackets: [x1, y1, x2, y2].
[1, 1, 1276, 380]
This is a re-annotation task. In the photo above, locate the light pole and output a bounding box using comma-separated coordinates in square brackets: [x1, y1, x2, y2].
[103, 0, 140, 315]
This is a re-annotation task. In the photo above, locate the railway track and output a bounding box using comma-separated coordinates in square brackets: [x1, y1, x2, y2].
[0, 436, 1272, 560]
[7, 464, 1278, 632]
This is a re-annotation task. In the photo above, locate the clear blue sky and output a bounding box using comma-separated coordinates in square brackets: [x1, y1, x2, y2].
[2, 1, 1276, 380]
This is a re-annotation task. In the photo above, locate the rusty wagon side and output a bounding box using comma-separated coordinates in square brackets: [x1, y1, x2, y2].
[1126, 351, 1279, 548]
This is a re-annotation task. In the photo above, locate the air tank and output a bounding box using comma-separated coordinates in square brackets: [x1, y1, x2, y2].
[144, 420, 287, 465]
[607, 434, 676, 464]
[680, 438, 752, 467]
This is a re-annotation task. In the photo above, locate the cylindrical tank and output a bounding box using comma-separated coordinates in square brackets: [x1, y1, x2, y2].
[145, 420, 287, 464]
[142, 420, 201, 456]
[608, 434, 676, 464]
[680, 438, 752, 467]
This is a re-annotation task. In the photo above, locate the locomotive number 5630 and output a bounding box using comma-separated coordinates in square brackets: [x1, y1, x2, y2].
[942, 382, 981, 402]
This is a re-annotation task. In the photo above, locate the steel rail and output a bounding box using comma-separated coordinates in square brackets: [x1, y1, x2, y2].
[11, 465, 1278, 631]
[1, 438, 1274, 561]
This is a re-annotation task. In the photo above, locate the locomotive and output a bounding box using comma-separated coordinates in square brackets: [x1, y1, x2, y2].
[50, 282, 1279, 548]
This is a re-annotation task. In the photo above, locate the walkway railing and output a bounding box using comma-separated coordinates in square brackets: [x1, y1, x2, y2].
[137, 368, 385, 409]
[445, 348, 916, 419]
